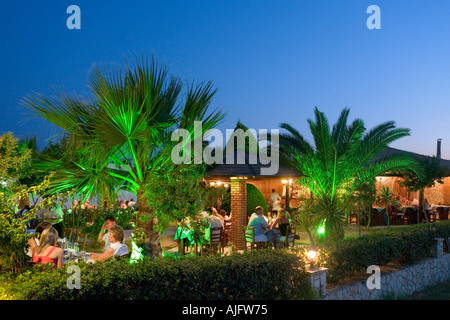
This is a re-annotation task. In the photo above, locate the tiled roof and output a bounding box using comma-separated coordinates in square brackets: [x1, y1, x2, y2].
[205, 149, 302, 179]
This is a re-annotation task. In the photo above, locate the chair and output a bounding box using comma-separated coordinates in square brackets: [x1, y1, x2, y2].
[371, 208, 384, 226]
[63, 228, 72, 238]
[349, 213, 358, 224]
[275, 226, 296, 249]
[437, 207, 449, 221]
[223, 220, 232, 245]
[242, 226, 267, 251]
[405, 208, 418, 225]
[74, 232, 90, 251]
[202, 227, 223, 255]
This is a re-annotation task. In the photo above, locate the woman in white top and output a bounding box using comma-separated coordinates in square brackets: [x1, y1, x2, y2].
[90, 225, 128, 261]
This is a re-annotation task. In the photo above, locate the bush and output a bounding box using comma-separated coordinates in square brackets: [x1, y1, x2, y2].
[246, 184, 268, 217]
[219, 184, 269, 218]
[319, 220, 450, 284]
[0, 249, 311, 300]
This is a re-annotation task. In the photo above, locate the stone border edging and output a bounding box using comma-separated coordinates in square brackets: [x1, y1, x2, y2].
[321, 253, 450, 300]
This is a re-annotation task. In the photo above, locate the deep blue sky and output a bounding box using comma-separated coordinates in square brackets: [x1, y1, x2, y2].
[1, 1, 450, 158]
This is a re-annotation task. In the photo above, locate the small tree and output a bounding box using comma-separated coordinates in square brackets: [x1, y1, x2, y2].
[291, 198, 321, 245]
[0, 174, 73, 273]
[279, 107, 421, 243]
[0, 132, 32, 198]
[376, 186, 394, 227]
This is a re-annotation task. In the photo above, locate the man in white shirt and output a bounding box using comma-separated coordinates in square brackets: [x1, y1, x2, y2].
[90, 225, 128, 261]
[270, 189, 280, 218]
[205, 208, 223, 229]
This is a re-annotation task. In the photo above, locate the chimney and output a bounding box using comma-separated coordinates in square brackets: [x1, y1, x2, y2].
[437, 139, 442, 159]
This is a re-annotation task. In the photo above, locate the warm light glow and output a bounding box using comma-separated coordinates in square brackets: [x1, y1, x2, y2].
[130, 237, 144, 263]
[288, 179, 292, 184]
[281, 179, 287, 184]
[217, 181, 222, 186]
[307, 248, 317, 260]
[210, 182, 216, 186]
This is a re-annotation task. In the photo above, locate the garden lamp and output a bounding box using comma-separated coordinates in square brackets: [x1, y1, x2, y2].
[307, 245, 317, 270]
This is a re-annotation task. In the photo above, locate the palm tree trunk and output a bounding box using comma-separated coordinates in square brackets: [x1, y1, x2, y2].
[385, 204, 390, 228]
[366, 205, 372, 229]
[419, 189, 427, 223]
[135, 189, 162, 258]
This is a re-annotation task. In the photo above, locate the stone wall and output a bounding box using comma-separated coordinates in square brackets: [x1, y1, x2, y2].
[322, 253, 450, 300]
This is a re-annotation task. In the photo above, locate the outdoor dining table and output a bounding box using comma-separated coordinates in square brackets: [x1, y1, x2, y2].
[372, 206, 405, 225]
[63, 245, 94, 265]
[174, 225, 212, 255]
[400, 206, 417, 214]
[430, 205, 450, 221]
[65, 253, 95, 265]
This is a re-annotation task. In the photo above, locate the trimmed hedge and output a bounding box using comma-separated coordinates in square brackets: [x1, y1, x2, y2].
[2, 221, 449, 299]
[247, 184, 268, 217]
[0, 249, 310, 300]
[319, 220, 450, 284]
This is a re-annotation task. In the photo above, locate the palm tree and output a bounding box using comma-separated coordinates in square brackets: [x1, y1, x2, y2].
[279, 107, 421, 242]
[377, 186, 394, 227]
[22, 54, 225, 257]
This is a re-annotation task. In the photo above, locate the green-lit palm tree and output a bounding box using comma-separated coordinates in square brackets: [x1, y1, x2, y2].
[280, 107, 421, 242]
[23, 54, 225, 257]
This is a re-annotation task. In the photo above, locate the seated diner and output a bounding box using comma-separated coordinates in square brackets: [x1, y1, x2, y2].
[90, 225, 128, 261]
[270, 209, 290, 240]
[31, 227, 64, 270]
[27, 221, 52, 257]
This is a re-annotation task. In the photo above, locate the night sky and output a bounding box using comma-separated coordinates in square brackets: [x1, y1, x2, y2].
[1, 1, 450, 157]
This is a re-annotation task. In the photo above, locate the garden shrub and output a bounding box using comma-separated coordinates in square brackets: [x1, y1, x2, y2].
[319, 220, 450, 284]
[246, 184, 268, 217]
[220, 184, 268, 217]
[0, 249, 310, 300]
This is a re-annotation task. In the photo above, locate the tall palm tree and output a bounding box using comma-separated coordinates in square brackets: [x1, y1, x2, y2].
[279, 107, 421, 242]
[23, 54, 225, 257]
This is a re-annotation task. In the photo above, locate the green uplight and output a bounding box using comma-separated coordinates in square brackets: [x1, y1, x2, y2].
[318, 226, 325, 234]
[129, 238, 144, 264]
[317, 220, 326, 236]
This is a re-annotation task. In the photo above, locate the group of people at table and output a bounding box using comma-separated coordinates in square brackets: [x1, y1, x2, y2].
[26, 216, 128, 270]
[175, 188, 291, 250]
[373, 193, 448, 224]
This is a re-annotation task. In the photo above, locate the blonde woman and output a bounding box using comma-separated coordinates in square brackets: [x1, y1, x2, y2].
[27, 221, 52, 257]
[31, 227, 63, 270]
[90, 225, 128, 261]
